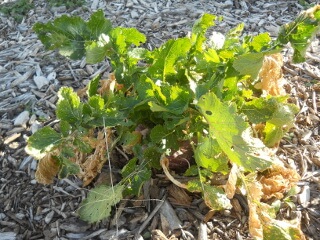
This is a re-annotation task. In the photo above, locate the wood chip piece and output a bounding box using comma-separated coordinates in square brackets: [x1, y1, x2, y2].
[13, 110, 29, 127]
[159, 200, 182, 231]
[0, 232, 17, 240]
[33, 76, 49, 89]
[298, 185, 310, 207]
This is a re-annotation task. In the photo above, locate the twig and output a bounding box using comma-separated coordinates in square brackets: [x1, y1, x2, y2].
[135, 194, 167, 237]
[67, 62, 79, 81]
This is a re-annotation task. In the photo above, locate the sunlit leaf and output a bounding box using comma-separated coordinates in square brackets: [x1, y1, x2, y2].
[149, 38, 191, 80]
[194, 136, 229, 174]
[56, 87, 83, 125]
[192, 13, 216, 50]
[203, 184, 232, 210]
[263, 221, 306, 240]
[277, 6, 320, 62]
[197, 92, 273, 171]
[251, 32, 271, 52]
[110, 27, 146, 54]
[233, 52, 264, 79]
[27, 126, 61, 150]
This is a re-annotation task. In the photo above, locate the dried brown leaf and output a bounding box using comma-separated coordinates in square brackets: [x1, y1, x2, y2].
[225, 164, 238, 199]
[160, 155, 187, 189]
[152, 229, 169, 240]
[259, 165, 300, 200]
[255, 53, 286, 96]
[249, 204, 263, 240]
[98, 72, 124, 96]
[247, 180, 264, 240]
[77, 129, 112, 186]
[35, 152, 60, 184]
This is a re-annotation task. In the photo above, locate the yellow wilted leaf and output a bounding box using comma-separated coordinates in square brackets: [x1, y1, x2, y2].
[35, 152, 60, 184]
[259, 165, 300, 200]
[255, 53, 286, 96]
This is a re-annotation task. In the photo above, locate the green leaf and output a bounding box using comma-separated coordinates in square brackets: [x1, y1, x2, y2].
[192, 13, 216, 36]
[121, 158, 151, 196]
[233, 52, 264, 79]
[150, 125, 171, 143]
[149, 125, 179, 150]
[58, 157, 80, 178]
[143, 146, 162, 169]
[194, 136, 229, 174]
[136, 76, 166, 101]
[197, 92, 273, 171]
[87, 75, 100, 97]
[242, 97, 279, 123]
[264, 122, 283, 147]
[268, 103, 298, 127]
[56, 87, 83, 125]
[27, 126, 61, 150]
[222, 23, 244, 50]
[204, 49, 220, 63]
[263, 220, 305, 240]
[149, 38, 191, 80]
[87, 10, 113, 39]
[203, 184, 232, 210]
[277, 7, 320, 62]
[192, 13, 216, 50]
[242, 98, 298, 147]
[128, 47, 149, 59]
[33, 10, 112, 60]
[149, 85, 191, 115]
[78, 184, 123, 223]
[251, 32, 271, 52]
[121, 131, 141, 153]
[74, 138, 93, 153]
[263, 103, 298, 147]
[186, 179, 203, 192]
[110, 27, 146, 54]
[86, 40, 110, 64]
[60, 120, 72, 137]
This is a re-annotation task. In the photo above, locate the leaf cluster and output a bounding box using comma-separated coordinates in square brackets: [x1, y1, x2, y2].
[28, 6, 320, 238]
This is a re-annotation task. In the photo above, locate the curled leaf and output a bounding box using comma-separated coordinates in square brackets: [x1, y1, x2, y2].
[160, 154, 187, 189]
